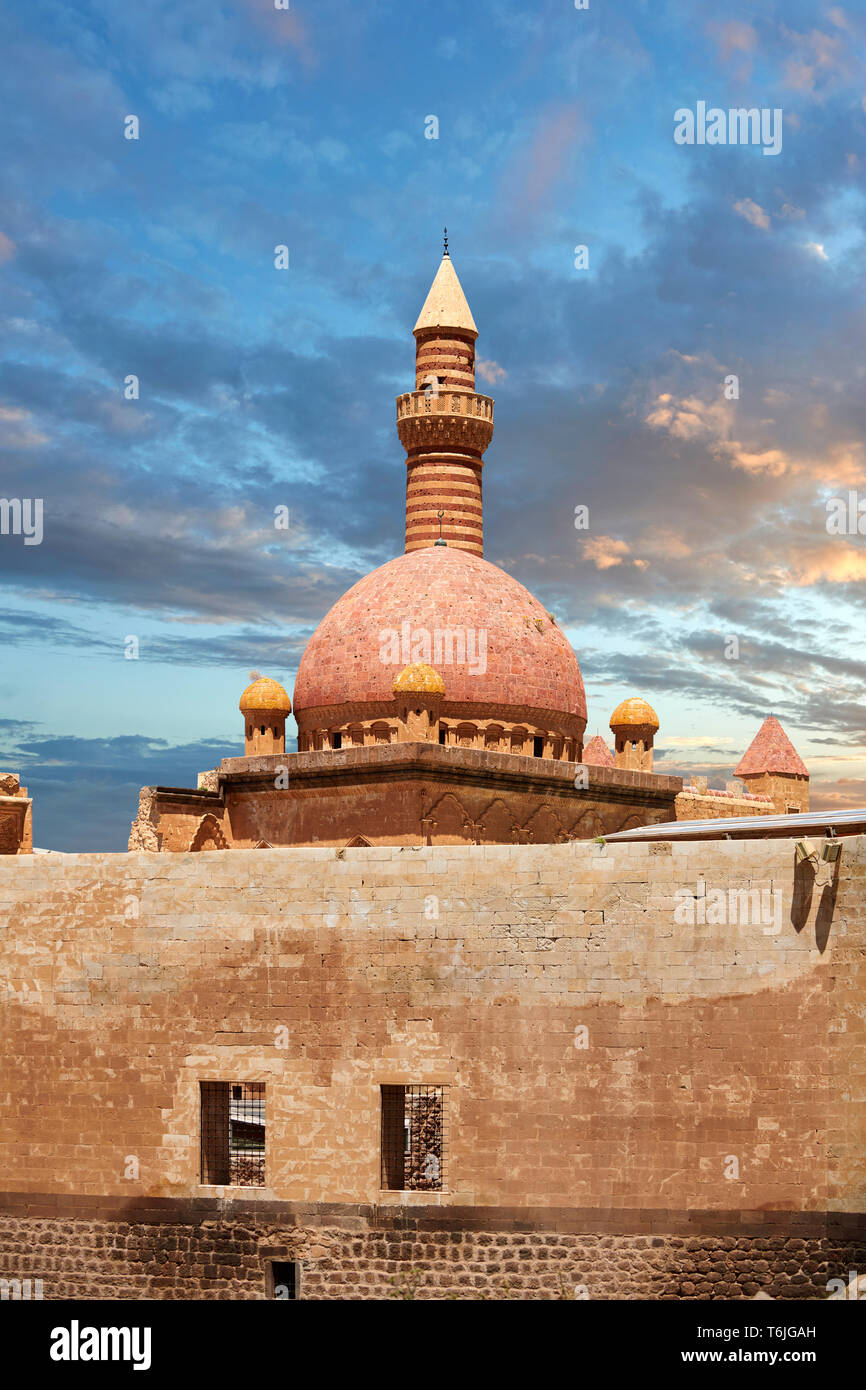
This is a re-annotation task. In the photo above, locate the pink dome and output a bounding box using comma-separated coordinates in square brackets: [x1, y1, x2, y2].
[293, 546, 586, 733]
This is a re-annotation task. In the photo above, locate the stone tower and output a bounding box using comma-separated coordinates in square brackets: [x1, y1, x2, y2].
[610, 697, 659, 773]
[734, 715, 809, 815]
[396, 245, 494, 555]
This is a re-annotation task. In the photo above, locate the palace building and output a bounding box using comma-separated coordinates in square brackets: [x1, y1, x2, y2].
[126, 251, 808, 855]
[2, 251, 862, 1308]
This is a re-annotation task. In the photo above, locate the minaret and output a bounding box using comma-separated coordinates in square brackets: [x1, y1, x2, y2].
[396, 235, 494, 555]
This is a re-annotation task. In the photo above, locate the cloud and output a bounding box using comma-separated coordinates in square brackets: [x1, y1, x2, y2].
[581, 535, 647, 571]
[784, 543, 866, 587]
[0, 405, 47, 447]
[708, 20, 757, 69]
[496, 102, 585, 233]
[804, 241, 828, 260]
[645, 392, 728, 443]
[662, 736, 738, 751]
[235, 0, 315, 64]
[0, 731, 239, 852]
[779, 21, 860, 100]
[634, 528, 693, 561]
[728, 445, 790, 477]
[733, 198, 770, 231]
[644, 389, 797, 477]
[810, 778, 866, 812]
[477, 358, 507, 384]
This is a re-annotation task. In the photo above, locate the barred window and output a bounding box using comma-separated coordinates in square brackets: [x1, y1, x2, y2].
[200, 1081, 265, 1186]
[380, 1084, 446, 1191]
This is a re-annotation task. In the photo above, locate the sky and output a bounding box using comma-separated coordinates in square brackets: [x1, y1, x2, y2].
[0, 0, 864, 850]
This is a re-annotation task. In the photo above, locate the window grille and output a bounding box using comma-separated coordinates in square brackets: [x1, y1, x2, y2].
[200, 1081, 265, 1186]
[380, 1084, 446, 1191]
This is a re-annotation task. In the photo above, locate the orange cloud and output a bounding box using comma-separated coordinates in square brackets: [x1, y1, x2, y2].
[645, 390, 797, 477]
[734, 198, 770, 230]
[582, 536, 647, 571]
[785, 543, 866, 586]
[729, 445, 789, 477]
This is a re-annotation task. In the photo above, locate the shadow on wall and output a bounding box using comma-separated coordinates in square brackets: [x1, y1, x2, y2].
[791, 856, 840, 953]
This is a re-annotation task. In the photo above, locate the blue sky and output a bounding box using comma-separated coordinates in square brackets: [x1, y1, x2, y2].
[1, 0, 865, 849]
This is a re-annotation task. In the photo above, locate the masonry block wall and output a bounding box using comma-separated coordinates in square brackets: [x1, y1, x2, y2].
[0, 838, 864, 1298]
[675, 787, 774, 820]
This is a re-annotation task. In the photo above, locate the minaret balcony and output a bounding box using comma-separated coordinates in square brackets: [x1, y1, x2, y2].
[396, 389, 494, 453]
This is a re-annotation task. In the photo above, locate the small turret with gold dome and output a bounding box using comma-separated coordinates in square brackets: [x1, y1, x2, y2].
[610, 696, 659, 773]
[240, 672, 291, 755]
[392, 663, 447, 697]
[392, 663, 445, 742]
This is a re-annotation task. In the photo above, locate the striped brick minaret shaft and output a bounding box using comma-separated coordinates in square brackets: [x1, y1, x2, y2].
[396, 248, 494, 555]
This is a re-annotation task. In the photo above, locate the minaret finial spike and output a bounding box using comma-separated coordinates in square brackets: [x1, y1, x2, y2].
[443, 226, 449, 257]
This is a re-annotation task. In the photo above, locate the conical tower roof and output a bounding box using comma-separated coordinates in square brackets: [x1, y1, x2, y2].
[734, 716, 808, 778]
[583, 734, 614, 767]
[413, 254, 478, 337]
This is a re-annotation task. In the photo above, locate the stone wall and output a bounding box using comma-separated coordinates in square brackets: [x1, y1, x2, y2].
[1, 1200, 863, 1300]
[740, 771, 810, 816]
[676, 785, 774, 821]
[1, 836, 864, 1298]
[131, 743, 682, 850]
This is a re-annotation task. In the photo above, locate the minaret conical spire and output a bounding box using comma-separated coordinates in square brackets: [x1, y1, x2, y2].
[396, 248, 494, 555]
[413, 253, 478, 339]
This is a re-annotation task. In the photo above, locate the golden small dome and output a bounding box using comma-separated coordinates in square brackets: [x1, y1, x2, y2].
[610, 696, 659, 731]
[239, 676, 292, 715]
[392, 663, 446, 697]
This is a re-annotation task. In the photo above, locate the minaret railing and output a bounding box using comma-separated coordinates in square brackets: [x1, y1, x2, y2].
[396, 390, 493, 421]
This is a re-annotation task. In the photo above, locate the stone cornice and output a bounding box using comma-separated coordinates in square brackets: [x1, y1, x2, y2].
[212, 742, 682, 805]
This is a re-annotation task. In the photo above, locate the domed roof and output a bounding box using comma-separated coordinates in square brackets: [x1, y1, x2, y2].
[393, 663, 446, 696]
[239, 676, 292, 715]
[610, 696, 659, 730]
[293, 546, 586, 727]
